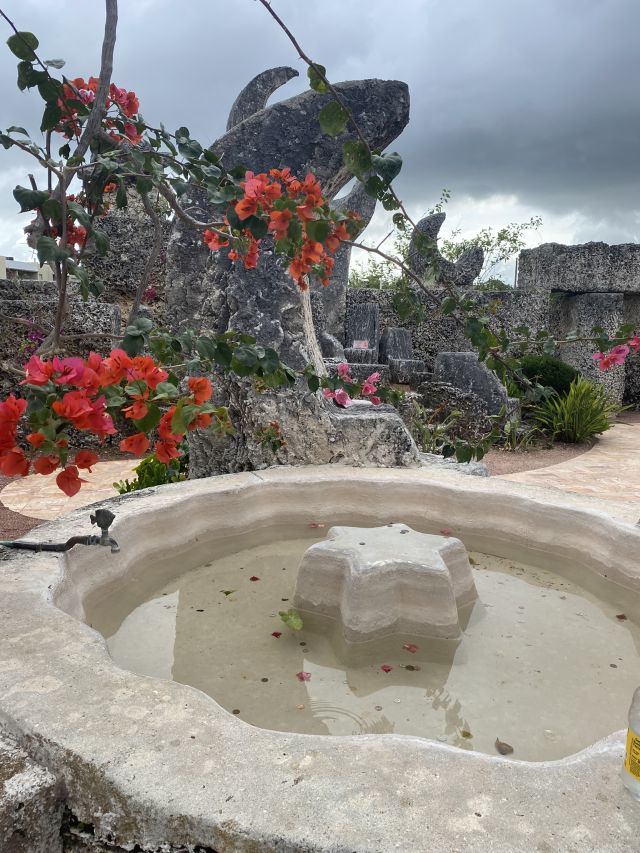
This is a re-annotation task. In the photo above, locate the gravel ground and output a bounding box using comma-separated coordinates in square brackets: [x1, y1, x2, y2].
[0, 473, 42, 540]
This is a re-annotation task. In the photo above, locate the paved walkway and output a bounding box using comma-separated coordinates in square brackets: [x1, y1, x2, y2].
[0, 460, 137, 521]
[1, 421, 639, 524]
[498, 420, 640, 505]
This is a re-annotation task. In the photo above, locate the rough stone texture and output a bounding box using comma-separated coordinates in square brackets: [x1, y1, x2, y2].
[82, 190, 171, 302]
[346, 286, 549, 368]
[400, 381, 495, 445]
[312, 183, 377, 341]
[166, 71, 416, 474]
[550, 291, 626, 401]
[345, 301, 379, 351]
[294, 523, 477, 641]
[0, 469, 639, 852]
[433, 352, 510, 414]
[407, 212, 484, 288]
[379, 326, 413, 361]
[518, 241, 640, 294]
[0, 278, 121, 397]
[419, 451, 489, 476]
[0, 736, 62, 853]
[188, 380, 419, 476]
[226, 66, 299, 131]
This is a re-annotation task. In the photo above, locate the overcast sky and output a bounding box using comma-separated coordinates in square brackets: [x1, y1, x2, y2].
[0, 0, 638, 279]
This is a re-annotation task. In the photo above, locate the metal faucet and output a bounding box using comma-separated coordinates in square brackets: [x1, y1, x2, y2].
[1, 508, 120, 554]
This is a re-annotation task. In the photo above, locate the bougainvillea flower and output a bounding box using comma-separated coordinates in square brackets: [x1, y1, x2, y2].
[271, 631, 282, 638]
[99, 349, 132, 385]
[628, 336, 640, 353]
[52, 356, 85, 385]
[188, 377, 213, 404]
[27, 432, 46, 449]
[0, 394, 27, 426]
[268, 208, 292, 240]
[34, 454, 60, 476]
[295, 671, 311, 681]
[610, 344, 630, 365]
[361, 382, 377, 396]
[56, 465, 87, 497]
[128, 355, 168, 389]
[123, 399, 149, 421]
[154, 439, 180, 464]
[336, 363, 351, 379]
[52, 390, 95, 426]
[74, 450, 99, 471]
[235, 197, 259, 221]
[402, 643, 419, 654]
[366, 372, 381, 383]
[333, 388, 352, 407]
[119, 432, 150, 456]
[0, 447, 29, 477]
[203, 229, 229, 251]
[22, 355, 55, 386]
[380, 664, 393, 673]
[369, 396, 381, 405]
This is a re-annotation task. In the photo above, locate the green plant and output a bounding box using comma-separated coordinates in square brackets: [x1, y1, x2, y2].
[532, 377, 620, 444]
[114, 453, 186, 494]
[501, 416, 547, 451]
[519, 354, 580, 396]
[408, 402, 462, 454]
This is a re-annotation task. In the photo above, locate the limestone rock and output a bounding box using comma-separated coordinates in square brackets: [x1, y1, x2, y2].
[226, 66, 299, 130]
[433, 352, 509, 415]
[293, 523, 477, 642]
[407, 212, 483, 288]
[0, 736, 62, 853]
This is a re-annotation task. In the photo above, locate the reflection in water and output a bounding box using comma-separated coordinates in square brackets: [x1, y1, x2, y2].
[90, 533, 640, 761]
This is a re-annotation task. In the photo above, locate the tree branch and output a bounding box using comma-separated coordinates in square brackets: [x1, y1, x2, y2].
[127, 193, 164, 325]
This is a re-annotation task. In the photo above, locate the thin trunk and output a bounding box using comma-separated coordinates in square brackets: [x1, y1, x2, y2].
[300, 283, 326, 376]
[127, 193, 163, 325]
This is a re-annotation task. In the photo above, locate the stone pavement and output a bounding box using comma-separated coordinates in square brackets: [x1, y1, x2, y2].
[0, 460, 137, 521]
[499, 420, 640, 510]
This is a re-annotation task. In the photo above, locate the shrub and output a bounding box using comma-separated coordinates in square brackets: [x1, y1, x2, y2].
[532, 377, 620, 443]
[114, 453, 186, 494]
[519, 354, 580, 396]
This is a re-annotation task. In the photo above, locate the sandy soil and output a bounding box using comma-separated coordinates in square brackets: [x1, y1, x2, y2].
[482, 442, 591, 476]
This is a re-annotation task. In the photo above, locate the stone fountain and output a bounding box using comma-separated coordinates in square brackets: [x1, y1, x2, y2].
[293, 523, 477, 641]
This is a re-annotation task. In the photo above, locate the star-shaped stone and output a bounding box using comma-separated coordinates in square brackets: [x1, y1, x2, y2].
[294, 523, 477, 642]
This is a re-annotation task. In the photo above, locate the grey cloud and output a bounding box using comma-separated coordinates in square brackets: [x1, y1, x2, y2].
[0, 0, 638, 257]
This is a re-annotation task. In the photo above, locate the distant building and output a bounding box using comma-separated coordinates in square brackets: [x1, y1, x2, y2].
[0, 256, 54, 282]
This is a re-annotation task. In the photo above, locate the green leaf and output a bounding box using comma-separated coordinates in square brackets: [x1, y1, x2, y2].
[37, 78, 62, 104]
[133, 403, 161, 433]
[342, 140, 371, 177]
[307, 63, 328, 93]
[135, 176, 153, 194]
[7, 32, 38, 61]
[318, 100, 349, 136]
[40, 102, 62, 132]
[0, 134, 14, 149]
[279, 608, 304, 631]
[244, 215, 269, 240]
[6, 126, 29, 135]
[372, 152, 402, 184]
[66, 200, 90, 227]
[41, 198, 62, 223]
[116, 182, 128, 209]
[153, 381, 179, 400]
[36, 235, 68, 264]
[13, 185, 49, 212]
[363, 174, 385, 198]
[92, 229, 109, 255]
[305, 219, 332, 242]
[44, 58, 65, 69]
[307, 373, 320, 393]
[441, 296, 458, 315]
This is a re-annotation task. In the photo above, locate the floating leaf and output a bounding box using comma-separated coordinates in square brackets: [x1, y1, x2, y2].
[495, 737, 514, 755]
[271, 631, 282, 638]
[296, 671, 311, 682]
[403, 664, 421, 672]
[249, 575, 260, 582]
[402, 643, 419, 654]
[380, 664, 393, 673]
[439, 528, 453, 536]
[279, 609, 303, 631]
[309, 522, 325, 528]
[220, 589, 236, 597]
[461, 729, 473, 739]
[616, 613, 628, 621]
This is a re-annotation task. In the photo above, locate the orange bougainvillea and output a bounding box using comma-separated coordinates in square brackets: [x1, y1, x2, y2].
[0, 351, 230, 496]
[202, 168, 360, 289]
